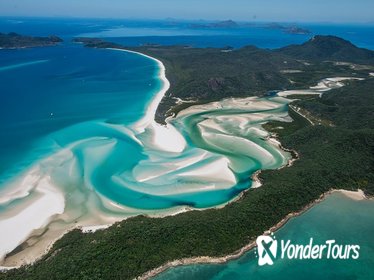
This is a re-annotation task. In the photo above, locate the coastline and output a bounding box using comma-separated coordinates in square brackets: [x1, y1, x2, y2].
[0, 47, 308, 270]
[0, 47, 291, 269]
[136, 188, 369, 280]
[0, 48, 276, 268]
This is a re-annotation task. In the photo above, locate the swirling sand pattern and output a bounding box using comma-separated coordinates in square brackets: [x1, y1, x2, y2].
[0, 50, 291, 265]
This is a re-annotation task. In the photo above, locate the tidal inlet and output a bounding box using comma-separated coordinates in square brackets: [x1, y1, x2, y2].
[0, 48, 291, 267]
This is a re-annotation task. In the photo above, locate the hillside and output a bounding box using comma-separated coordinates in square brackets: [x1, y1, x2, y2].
[277, 35, 374, 63]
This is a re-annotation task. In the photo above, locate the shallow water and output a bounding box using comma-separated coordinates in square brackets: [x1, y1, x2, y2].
[0, 44, 291, 261]
[0, 45, 164, 260]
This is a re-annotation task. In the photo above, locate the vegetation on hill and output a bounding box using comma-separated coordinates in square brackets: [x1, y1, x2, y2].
[277, 35, 374, 63]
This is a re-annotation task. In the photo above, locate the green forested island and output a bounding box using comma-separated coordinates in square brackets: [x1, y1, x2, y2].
[1, 36, 373, 280]
[0, 32, 62, 49]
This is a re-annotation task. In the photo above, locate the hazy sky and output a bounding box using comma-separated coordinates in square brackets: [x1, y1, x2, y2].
[0, 0, 373, 23]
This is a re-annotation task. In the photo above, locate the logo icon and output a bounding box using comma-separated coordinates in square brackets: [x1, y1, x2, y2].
[256, 234, 277, 266]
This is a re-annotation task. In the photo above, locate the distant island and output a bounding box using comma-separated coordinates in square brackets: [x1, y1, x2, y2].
[187, 20, 311, 34]
[0, 32, 63, 49]
[284, 26, 311, 35]
[190, 19, 239, 28]
[265, 23, 311, 34]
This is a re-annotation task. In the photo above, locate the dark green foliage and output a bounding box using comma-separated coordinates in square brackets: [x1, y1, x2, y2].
[296, 79, 374, 129]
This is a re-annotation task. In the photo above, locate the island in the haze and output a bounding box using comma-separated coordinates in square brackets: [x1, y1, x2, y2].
[265, 23, 311, 34]
[0, 32, 63, 49]
[188, 20, 311, 34]
[1, 35, 374, 280]
[189, 19, 239, 28]
[284, 26, 311, 35]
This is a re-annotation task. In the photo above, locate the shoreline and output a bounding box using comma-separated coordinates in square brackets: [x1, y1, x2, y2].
[136, 188, 369, 280]
[0, 47, 291, 269]
[0, 48, 297, 270]
[106, 48, 170, 133]
[0, 48, 275, 269]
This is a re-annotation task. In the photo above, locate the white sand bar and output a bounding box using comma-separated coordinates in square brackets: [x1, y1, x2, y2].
[0, 174, 64, 261]
[278, 77, 364, 97]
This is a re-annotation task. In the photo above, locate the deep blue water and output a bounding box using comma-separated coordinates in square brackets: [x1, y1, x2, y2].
[103, 24, 374, 49]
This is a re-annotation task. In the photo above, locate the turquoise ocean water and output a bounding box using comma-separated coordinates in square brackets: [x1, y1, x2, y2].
[0, 17, 304, 215]
[0, 30, 292, 262]
[0, 38, 291, 223]
[0, 42, 289, 210]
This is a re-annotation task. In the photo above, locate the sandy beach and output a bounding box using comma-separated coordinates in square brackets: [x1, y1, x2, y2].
[334, 189, 367, 200]
[0, 175, 64, 262]
[277, 77, 364, 97]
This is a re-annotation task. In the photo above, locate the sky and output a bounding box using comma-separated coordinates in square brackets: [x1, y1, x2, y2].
[0, 0, 373, 23]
